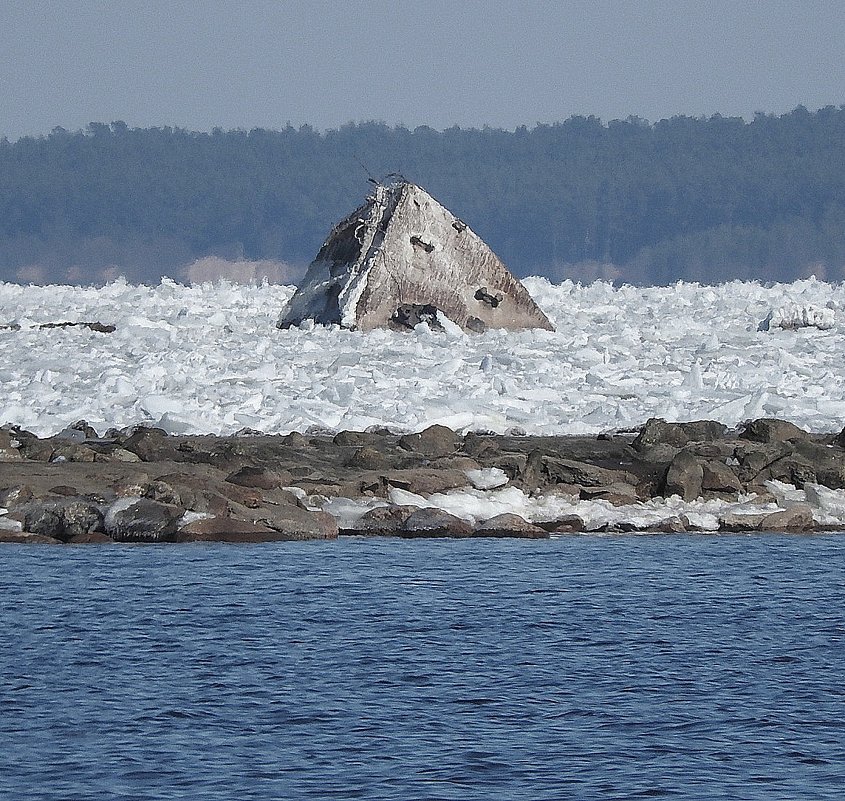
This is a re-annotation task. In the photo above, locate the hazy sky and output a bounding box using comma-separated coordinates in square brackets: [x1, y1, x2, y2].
[2, 0, 843, 140]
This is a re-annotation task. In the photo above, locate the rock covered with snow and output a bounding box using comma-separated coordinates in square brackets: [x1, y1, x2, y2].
[277, 181, 554, 333]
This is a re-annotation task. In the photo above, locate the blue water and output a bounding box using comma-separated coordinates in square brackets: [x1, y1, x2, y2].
[1, 535, 844, 801]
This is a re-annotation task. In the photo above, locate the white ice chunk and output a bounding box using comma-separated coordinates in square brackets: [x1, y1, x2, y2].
[465, 467, 509, 490]
[387, 487, 429, 508]
[178, 511, 212, 527]
[760, 304, 835, 331]
[3, 276, 845, 438]
[319, 497, 386, 529]
[803, 483, 845, 524]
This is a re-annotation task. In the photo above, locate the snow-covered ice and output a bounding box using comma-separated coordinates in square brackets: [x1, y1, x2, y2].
[314, 478, 845, 532]
[1, 275, 845, 438]
[759, 303, 836, 331]
[3, 274, 845, 532]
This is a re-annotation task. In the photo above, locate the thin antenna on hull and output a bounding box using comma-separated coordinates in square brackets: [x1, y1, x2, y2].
[352, 155, 378, 185]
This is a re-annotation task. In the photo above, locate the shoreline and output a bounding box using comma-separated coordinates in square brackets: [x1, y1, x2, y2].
[2, 417, 845, 543]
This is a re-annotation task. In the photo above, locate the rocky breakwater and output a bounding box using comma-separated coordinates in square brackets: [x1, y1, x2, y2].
[2, 417, 845, 544]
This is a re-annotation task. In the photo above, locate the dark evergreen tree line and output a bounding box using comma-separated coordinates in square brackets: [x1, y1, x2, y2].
[1, 105, 844, 284]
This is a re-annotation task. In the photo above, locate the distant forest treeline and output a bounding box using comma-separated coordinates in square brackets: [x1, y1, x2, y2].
[1, 105, 845, 285]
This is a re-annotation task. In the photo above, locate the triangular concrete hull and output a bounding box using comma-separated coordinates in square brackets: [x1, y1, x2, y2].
[278, 182, 554, 333]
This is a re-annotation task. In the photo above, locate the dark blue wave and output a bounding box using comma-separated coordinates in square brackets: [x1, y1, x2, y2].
[1, 535, 844, 800]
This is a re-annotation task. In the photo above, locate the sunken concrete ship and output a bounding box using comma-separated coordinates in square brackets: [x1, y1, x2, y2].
[277, 181, 554, 333]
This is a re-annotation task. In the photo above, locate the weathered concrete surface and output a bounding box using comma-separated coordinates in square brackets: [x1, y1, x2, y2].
[278, 182, 554, 333]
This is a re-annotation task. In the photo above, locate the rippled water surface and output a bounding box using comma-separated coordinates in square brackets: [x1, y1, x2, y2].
[2, 535, 845, 800]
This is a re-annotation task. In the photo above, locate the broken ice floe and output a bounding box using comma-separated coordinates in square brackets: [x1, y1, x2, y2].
[4, 276, 845, 437]
[758, 303, 835, 331]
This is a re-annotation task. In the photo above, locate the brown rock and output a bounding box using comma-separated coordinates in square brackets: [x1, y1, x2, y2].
[67, 531, 115, 544]
[0, 484, 34, 508]
[146, 479, 190, 506]
[701, 461, 743, 494]
[333, 430, 373, 447]
[719, 511, 770, 532]
[347, 505, 416, 536]
[740, 418, 810, 444]
[398, 425, 460, 458]
[175, 517, 288, 543]
[489, 454, 528, 483]
[60, 501, 105, 540]
[758, 454, 817, 488]
[544, 457, 638, 490]
[225, 466, 287, 490]
[281, 431, 309, 448]
[545, 514, 586, 533]
[203, 493, 232, 517]
[735, 442, 791, 484]
[814, 462, 845, 490]
[121, 428, 183, 462]
[684, 441, 737, 459]
[632, 418, 689, 451]
[758, 505, 815, 532]
[400, 507, 473, 538]
[427, 456, 481, 472]
[105, 498, 184, 543]
[49, 444, 98, 463]
[520, 449, 544, 489]
[261, 487, 303, 507]
[151, 469, 231, 510]
[379, 468, 469, 496]
[113, 475, 152, 498]
[474, 513, 548, 538]
[789, 441, 845, 489]
[633, 443, 681, 465]
[344, 446, 390, 470]
[95, 447, 143, 463]
[662, 450, 704, 500]
[248, 505, 338, 540]
[17, 438, 55, 462]
[462, 433, 499, 458]
[69, 420, 99, 439]
[0, 429, 23, 461]
[0, 530, 62, 544]
[218, 482, 263, 508]
[293, 483, 345, 502]
[49, 485, 83, 496]
[580, 482, 639, 506]
[679, 420, 728, 442]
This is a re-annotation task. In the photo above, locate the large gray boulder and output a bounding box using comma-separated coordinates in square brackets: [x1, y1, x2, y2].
[105, 498, 184, 542]
[247, 504, 338, 540]
[400, 508, 473, 538]
[662, 451, 704, 500]
[398, 424, 460, 458]
[474, 514, 548, 539]
[740, 418, 810, 444]
[176, 517, 290, 543]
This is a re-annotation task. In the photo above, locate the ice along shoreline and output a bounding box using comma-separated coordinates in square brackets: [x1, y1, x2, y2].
[3, 416, 845, 543]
